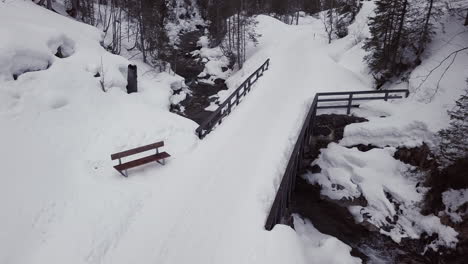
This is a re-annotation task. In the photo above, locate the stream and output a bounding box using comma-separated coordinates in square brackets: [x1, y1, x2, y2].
[292, 114, 463, 264]
[170, 29, 229, 125]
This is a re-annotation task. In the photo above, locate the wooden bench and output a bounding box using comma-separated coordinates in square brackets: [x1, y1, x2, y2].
[110, 141, 170, 177]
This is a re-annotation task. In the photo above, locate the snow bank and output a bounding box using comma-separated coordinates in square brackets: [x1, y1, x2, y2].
[193, 36, 231, 84]
[165, 0, 205, 46]
[340, 100, 449, 148]
[305, 143, 458, 250]
[326, 1, 375, 88]
[293, 215, 362, 264]
[442, 189, 468, 223]
[0, 2, 198, 263]
[341, 5, 468, 149]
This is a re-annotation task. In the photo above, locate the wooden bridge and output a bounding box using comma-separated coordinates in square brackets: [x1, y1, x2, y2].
[193, 59, 409, 231]
[196, 59, 270, 139]
[264, 89, 409, 230]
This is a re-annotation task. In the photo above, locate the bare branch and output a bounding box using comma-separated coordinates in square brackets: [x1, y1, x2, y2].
[414, 46, 468, 94]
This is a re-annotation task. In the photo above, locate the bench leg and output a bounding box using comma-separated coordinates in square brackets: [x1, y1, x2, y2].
[118, 170, 128, 177]
[156, 159, 166, 165]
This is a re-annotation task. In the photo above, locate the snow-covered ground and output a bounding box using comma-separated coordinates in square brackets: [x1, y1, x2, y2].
[443, 189, 468, 223]
[1, 0, 466, 263]
[0, 1, 373, 263]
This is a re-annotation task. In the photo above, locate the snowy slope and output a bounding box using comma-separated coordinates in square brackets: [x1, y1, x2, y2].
[0, 2, 371, 263]
[0, 2, 198, 263]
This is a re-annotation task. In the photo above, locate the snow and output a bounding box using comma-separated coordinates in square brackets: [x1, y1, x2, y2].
[293, 215, 362, 264]
[305, 2, 467, 251]
[164, 0, 205, 46]
[340, 100, 445, 148]
[325, 1, 376, 88]
[305, 143, 458, 249]
[1, 0, 465, 262]
[334, 3, 468, 150]
[193, 38, 232, 84]
[0, 2, 197, 263]
[0, 1, 375, 262]
[442, 189, 468, 223]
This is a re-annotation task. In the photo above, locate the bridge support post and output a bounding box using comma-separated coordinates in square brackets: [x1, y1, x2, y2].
[346, 94, 353, 115]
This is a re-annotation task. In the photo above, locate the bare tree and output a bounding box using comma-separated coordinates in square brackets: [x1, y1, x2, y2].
[320, 0, 335, 44]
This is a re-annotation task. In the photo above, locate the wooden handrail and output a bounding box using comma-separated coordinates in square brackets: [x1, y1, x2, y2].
[316, 89, 409, 96]
[196, 58, 270, 139]
[264, 89, 409, 231]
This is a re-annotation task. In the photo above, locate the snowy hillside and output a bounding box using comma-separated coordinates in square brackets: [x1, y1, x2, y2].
[0, 2, 198, 263]
[1, 0, 467, 263]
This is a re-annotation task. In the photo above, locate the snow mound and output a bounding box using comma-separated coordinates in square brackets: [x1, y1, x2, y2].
[0, 2, 198, 263]
[293, 215, 362, 264]
[305, 143, 458, 249]
[193, 36, 231, 84]
[442, 189, 468, 223]
[340, 99, 450, 148]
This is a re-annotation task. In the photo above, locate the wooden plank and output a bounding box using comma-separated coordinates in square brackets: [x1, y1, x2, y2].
[111, 141, 164, 160]
[316, 104, 360, 109]
[316, 89, 409, 96]
[114, 152, 170, 171]
[317, 95, 402, 102]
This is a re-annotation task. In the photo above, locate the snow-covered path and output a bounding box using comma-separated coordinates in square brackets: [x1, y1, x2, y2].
[98, 17, 369, 264]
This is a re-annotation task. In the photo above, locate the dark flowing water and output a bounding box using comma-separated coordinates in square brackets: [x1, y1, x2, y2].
[170, 30, 228, 125]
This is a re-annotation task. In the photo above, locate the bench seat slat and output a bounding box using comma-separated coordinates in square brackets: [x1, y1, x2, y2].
[114, 152, 170, 171]
[111, 141, 164, 160]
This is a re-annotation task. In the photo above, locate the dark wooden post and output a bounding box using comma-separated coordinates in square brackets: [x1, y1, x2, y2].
[126, 64, 138, 94]
[346, 94, 353, 115]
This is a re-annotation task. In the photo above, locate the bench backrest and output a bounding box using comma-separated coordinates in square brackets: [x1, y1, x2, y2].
[111, 141, 164, 160]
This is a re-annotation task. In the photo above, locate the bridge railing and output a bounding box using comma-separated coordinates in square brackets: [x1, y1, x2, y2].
[264, 89, 409, 231]
[196, 58, 270, 139]
[316, 89, 409, 114]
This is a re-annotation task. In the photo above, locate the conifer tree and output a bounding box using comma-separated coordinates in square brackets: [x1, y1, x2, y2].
[437, 80, 468, 166]
[364, 0, 437, 87]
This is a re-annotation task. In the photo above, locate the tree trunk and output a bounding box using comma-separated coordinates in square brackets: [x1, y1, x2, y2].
[391, 0, 408, 71]
[237, 11, 241, 68]
[138, 1, 146, 63]
[417, 0, 434, 60]
[70, 0, 80, 17]
[465, 9, 468, 26]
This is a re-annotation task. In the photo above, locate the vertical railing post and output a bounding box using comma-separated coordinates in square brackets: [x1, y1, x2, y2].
[346, 94, 353, 115]
[384, 91, 389, 101]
